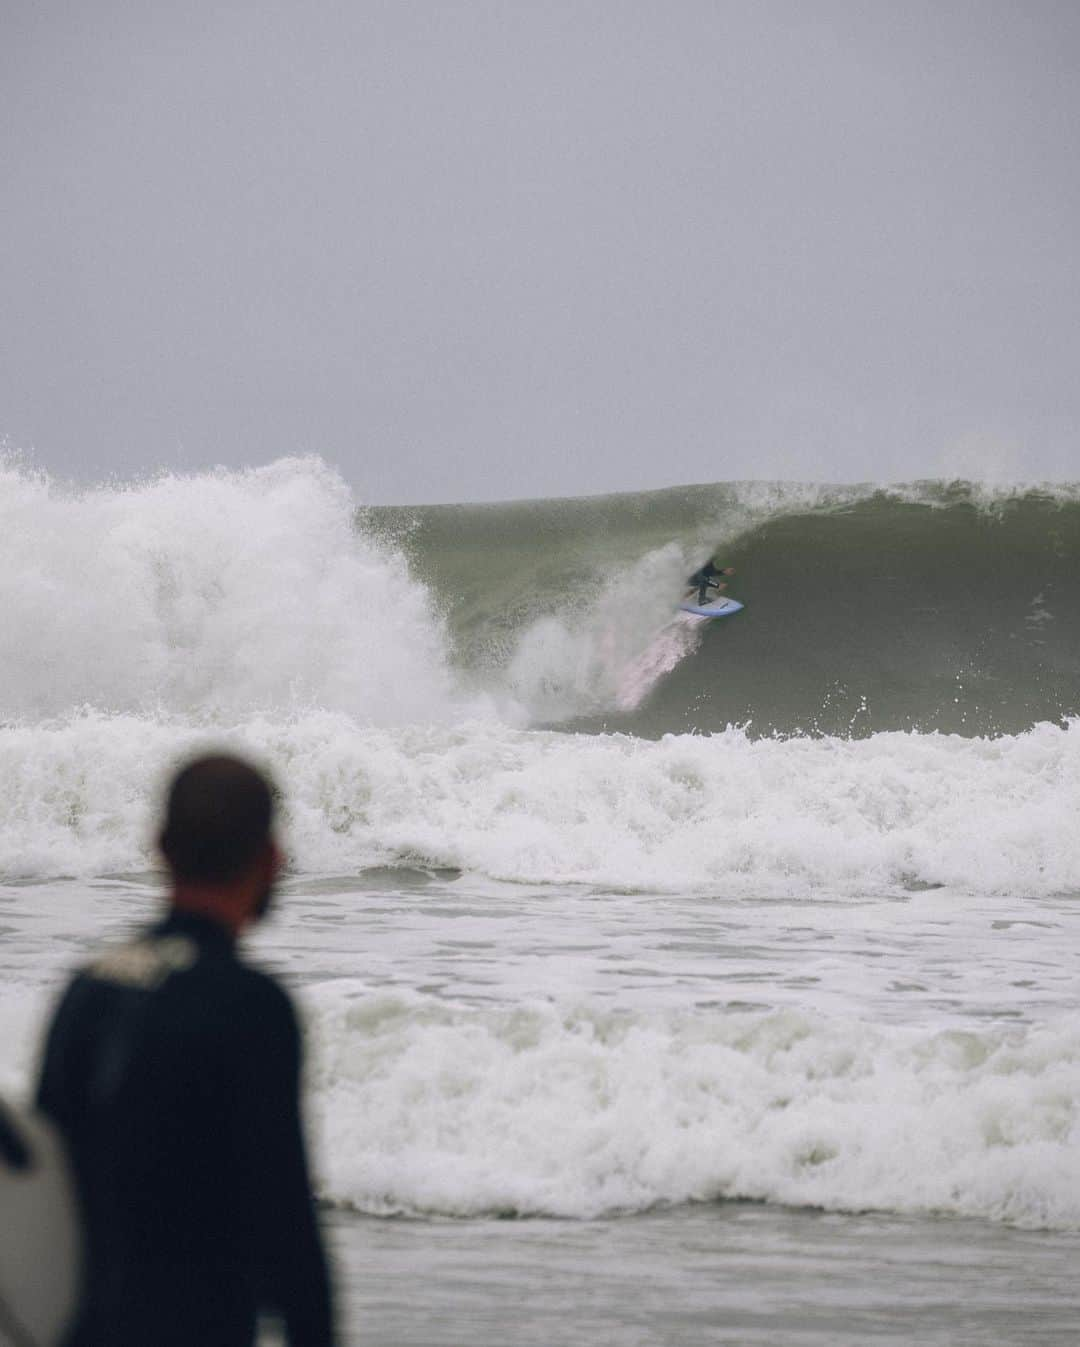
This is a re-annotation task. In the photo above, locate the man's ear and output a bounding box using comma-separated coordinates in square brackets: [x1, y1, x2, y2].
[268, 839, 284, 877]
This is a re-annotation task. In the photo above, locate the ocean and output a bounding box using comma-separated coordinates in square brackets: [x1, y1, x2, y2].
[1, 456, 1079, 1344]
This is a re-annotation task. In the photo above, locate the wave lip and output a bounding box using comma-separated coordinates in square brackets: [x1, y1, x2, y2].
[310, 985, 1080, 1229]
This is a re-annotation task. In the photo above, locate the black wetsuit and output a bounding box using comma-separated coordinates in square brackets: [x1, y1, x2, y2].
[36, 910, 334, 1347]
[687, 563, 728, 606]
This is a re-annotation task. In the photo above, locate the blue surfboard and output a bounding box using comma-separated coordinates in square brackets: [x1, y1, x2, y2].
[678, 596, 744, 619]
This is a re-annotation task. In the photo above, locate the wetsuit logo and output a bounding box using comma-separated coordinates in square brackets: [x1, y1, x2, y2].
[87, 935, 199, 989]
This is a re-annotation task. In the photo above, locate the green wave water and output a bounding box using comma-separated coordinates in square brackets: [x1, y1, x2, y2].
[371, 480, 1080, 738]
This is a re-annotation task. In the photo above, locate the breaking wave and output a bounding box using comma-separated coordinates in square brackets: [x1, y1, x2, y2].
[2, 714, 1077, 896]
[308, 983, 1080, 1228]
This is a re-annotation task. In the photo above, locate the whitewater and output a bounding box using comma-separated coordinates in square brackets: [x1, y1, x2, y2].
[2, 455, 1079, 1344]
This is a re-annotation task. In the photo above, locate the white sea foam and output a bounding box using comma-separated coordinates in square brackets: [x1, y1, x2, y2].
[6, 972, 1077, 1230]
[0, 456, 465, 724]
[307, 983, 1080, 1228]
[2, 713, 1076, 897]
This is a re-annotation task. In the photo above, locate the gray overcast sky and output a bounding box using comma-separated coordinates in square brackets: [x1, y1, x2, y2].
[2, 0, 1079, 503]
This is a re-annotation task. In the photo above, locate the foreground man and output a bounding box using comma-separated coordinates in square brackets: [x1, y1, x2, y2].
[37, 754, 335, 1347]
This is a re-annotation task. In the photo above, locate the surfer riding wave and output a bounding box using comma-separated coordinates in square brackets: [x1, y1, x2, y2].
[686, 560, 736, 606]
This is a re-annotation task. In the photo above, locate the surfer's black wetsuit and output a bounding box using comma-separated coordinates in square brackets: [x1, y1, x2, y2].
[687, 562, 729, 606]
[36, 909, 334, 1347]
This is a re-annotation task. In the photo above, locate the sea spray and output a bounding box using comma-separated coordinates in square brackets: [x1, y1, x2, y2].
[0, 456, 467, 724]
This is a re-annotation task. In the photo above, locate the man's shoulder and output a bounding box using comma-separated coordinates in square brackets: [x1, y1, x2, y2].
[184, 947, 299, 1037]
[81, 932, 202, 992]
[70, 931, 296, 1024]
[232, 959, 297, 1020]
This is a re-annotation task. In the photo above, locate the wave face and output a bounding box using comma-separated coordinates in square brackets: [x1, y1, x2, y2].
[375, 480, 1080, 737]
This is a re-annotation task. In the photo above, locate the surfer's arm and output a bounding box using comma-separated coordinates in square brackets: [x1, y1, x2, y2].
[235, 978, 335, 1347]
[35, 977, 92, 1129]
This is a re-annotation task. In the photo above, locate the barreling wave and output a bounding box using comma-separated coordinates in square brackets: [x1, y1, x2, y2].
[375, 478, 1080, 737]
[4, 456, 1076, 737]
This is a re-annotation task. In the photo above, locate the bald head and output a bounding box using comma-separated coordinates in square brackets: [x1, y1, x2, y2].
[160, 755, 276, 885]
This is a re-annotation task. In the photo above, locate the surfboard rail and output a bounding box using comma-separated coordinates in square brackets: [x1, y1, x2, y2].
[0, 1100, 83, 1347]
[677, 597, 744, 618]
